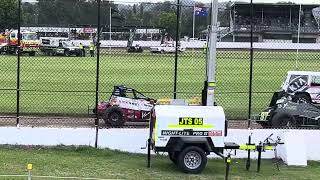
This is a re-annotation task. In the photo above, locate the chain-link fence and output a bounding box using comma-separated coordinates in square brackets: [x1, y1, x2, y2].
[0, 0, 320, 128]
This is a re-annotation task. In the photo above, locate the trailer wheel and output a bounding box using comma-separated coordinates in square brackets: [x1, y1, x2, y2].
[103, 106, 125, 127]
[177, 146, 207, 174]
[271, 112, 296, 128]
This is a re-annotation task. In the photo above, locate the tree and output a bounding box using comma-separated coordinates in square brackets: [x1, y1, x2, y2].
[37, 0, 58, 25]
[0, 0, 18, 31]
[21, 2, 39, 26]
[158, 12, 177, 39]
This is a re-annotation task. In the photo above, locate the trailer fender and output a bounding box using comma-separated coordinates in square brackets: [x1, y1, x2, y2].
[165, 137, 215, 153]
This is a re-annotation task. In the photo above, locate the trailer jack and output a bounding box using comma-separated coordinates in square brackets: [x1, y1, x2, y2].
[224, 134, 283, 179]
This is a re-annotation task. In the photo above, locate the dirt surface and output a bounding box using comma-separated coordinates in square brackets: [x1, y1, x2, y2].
[0, 116, 263, 129]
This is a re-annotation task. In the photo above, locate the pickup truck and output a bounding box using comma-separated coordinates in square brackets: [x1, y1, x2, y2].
[150, 43, 185, 53]
[39, 37, 82, 56]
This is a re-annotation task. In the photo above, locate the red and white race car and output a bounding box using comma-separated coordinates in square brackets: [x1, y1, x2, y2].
[95, 85, 156, 126]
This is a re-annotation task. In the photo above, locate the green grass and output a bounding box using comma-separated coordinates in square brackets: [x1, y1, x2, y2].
[1, 50, 320, 119]
[0, 145, 319, 180]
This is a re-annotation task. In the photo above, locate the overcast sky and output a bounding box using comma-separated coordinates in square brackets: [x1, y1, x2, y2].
[22, 0, 320, 4]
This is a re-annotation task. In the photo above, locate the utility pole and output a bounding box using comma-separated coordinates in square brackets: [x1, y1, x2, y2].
[193, 4, 195, 39]
[109, 1, 112, 40]
[206, 0, 218, 106]
[296, 4, 302, 70]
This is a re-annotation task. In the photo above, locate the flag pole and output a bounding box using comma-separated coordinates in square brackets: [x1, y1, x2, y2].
[109, 2, 112, 41]
[193, 4, 195, 39]
[296, 4, 302, 70]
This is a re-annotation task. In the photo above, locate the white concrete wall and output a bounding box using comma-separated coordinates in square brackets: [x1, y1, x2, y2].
[0, 127, 320, 161]
[71, 40, 320, 50]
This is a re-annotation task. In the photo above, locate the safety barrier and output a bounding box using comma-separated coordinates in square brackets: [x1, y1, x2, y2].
[71, 40, 320, 50]
[0, 127, 319, 161]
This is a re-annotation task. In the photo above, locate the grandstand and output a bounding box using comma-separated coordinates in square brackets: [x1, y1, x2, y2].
[224, 3, 320, 43]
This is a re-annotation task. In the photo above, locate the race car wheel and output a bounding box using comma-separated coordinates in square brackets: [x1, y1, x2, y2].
[104, 106, 125, 127]
[168, 151, 179, 164]
[177, 146, 207, 174]
[292, 94, 311, 104]
[29, 51, 35, 56]
[271, 112, 296, 128]
[15, 48, 19, 55]
[64, 50, 70, 56]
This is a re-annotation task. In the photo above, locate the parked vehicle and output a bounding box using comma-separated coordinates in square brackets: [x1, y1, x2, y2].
[252, 71, 320, 128]
[39, 37, 82, 56]
[127, 28, 143, 53]
[280, 71, 320, 104]
[95, 85, 156, 126]
[253, 92, 320, 128]
[0, 29, 39, 56]
[150, 43, 185, 53]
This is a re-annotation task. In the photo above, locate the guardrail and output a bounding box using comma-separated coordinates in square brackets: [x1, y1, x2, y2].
[70, 40, 320, 50]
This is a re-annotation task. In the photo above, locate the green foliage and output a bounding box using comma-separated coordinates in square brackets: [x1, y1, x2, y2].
[0, 0, 231, 38]
[0, 0, 18, 31]
[158, 12, 177, 38]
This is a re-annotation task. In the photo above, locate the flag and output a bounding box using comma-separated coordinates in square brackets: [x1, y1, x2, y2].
[194, 7, 208, 17]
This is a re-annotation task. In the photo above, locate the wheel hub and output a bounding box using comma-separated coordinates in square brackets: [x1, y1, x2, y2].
[184, 151, 201, 169]
[110, 114, 119, 122]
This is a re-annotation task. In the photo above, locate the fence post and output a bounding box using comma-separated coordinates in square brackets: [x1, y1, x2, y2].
[16, 0, 21, 127]
[248, 0, 254, 128]
[173, 0, 181, 99]
[94, 0, 101, 148]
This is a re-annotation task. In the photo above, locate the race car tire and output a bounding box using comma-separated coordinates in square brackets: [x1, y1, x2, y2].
[15, 48, 19, 55]
[177, 146, 207, 174]
[169, 151, 179, 164]
[271, 112, 296, 128]
[64, 50, 70, 57]
[29, 51, 35, 56]
[292, 93, 311, 104]
[104, 106, 125, 127]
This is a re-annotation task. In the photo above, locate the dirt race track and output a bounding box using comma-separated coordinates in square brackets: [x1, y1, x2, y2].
[0, 116, 262, 129]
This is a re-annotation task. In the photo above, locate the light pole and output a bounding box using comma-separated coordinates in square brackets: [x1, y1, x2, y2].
[206, 0, 218, 106]
[109, 1, 112, 40]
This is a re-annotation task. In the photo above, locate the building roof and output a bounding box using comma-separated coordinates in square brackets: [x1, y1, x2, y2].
[230, 2, 320, 8]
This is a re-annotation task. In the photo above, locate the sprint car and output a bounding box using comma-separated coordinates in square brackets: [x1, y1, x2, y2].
[253, 91, 320, 128]
[127, 44, 143, 53]
[280, 71, 320, 104]
[95, 85, 156, 126]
